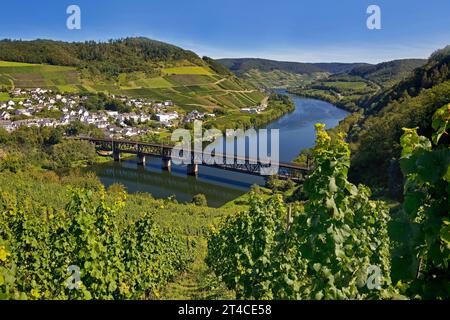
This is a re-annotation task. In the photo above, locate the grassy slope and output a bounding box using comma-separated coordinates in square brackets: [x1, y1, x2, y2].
[0, 61, 81, 92]
[240, 69, 327, 88]
[0, 60, 266, 112]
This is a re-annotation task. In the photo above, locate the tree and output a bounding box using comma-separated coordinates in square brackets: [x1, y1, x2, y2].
[51, 140, 97, 168]
[105, 99, 131, 113]
[0, 152, 24, 173]
[0, 128, 9, 144]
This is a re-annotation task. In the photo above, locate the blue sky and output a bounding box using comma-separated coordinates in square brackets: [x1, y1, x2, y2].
[1, 0, 450, 63]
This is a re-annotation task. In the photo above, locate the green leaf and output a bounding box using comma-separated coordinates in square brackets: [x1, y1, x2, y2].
[432, 104, 450, 145]
[329, 177, 337, 193]
[403, 192, 425, 215]
[313, 263, 321, 272]
[416, 149, 450, 183]
[441, 223, 450, 245]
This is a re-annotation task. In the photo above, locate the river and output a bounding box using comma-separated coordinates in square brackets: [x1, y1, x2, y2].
[86, 91, 349, 207]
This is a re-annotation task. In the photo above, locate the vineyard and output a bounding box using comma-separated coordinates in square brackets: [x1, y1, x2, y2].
[0, 185, 192, 299]
[207, 105, 449, 300]
[0, 104, 448, 300]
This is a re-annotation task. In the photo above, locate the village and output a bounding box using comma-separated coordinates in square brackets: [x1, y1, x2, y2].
[0, 88, 221, 138]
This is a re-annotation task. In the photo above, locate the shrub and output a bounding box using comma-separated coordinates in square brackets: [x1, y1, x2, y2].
[192, 194, 208, 207]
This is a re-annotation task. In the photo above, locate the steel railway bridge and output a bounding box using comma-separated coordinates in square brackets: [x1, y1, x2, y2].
[79, 137, 312, 181]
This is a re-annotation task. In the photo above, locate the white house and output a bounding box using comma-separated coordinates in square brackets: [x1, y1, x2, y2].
[0, 120, 14, 132]
[106, 111, 119, 117]
[240, 108, 258, 114]
[60, 115, 71, 125]
[96, 121, 109, 129]
[156, 112, 179, 123]
[0, 111, 11, 120]
[15, 109, 31, 117]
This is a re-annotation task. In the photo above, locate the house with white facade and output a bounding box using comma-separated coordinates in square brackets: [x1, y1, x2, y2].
[156, 112, 179, 123]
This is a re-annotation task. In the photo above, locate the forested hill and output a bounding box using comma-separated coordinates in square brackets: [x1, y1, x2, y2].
[348, 58, 427, 88]
[217, 58, 368, 75]
[348, 46, 450, 197]
[362, 53, 448, 112]
[217, 57, 425, 89]
[0, 38, 206, 76]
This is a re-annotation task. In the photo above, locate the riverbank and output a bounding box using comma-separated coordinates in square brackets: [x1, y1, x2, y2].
[286, 89, 358, 112]
[205, 93, 295, 132]
[71, 153, 136, 168]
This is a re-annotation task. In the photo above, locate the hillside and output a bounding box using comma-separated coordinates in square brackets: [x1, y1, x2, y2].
[0, 38, 266, 112]
[288, 58, 428, 112]
[218, 58, 368, 75]
[0, 38, 204, 74]
[217, 58, 368, 88]
[347, 47, 450, 197]
[348, 59, 427, 88]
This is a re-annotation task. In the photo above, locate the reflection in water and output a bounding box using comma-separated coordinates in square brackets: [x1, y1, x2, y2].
[88, 157, 264, 208]
[86, 92, 349, 207]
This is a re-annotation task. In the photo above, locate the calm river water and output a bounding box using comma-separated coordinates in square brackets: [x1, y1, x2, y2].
[86, 91, 349, 207]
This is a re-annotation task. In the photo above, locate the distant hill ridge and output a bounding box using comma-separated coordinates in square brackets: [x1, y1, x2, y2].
[217, 58, 369, 75]
[217, 57, 427, 89]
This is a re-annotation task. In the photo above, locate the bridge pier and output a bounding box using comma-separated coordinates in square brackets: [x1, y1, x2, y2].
[137, 154, 146, 166]
[162, 157, 172, 172]
[187, 164, 199, 176]
[113, 151, 121, 162]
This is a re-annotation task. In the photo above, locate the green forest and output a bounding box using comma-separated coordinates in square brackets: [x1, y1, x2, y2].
[0, 38, 203, 76]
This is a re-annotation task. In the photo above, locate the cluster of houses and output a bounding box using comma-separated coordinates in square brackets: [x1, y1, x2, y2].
[0, 87, 269, 139]
[0, 118, 60, 132]
[0, 88, 185, 138]
[183, 110, 216, 123]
